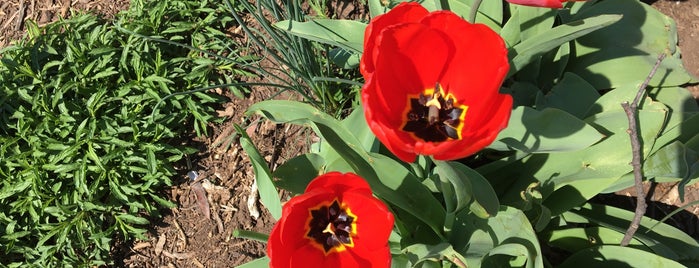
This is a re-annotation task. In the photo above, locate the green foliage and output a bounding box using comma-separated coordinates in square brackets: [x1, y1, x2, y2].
[239, 0, 699, 267]
[226, 0, 362, 117]
[0, 0, 250, 265]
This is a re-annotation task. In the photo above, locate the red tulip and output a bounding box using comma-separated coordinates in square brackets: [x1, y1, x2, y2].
[361, 2, 512, 163]
[267, 172, 394, 268]
[506, 0, 583, 8]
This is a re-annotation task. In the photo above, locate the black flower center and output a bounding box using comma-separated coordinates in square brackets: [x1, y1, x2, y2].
[403, 83, 467, 142]
[306, 200, 356, 253]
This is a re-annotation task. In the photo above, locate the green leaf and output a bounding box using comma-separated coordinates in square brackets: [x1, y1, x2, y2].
[558, 245, 685, 268]
[420, 0, 501, 31]
[500, 8, 522, 47]
[367, 0, 388, 18]
[329, 47, 360, 69]
[508, 14, 621, 76]
[515, 5, 556, 41]
[568, 0, 696, 88]
[272, 153, 326, 194]
[273, 19, 366, 53]
[482, 104, 666, 215]
[341, 106, 379, 153]
[117, 214, 150, 225]
[454, 206, 543, 268]
[490, 106, 605, 153]
[436, 161, 499, 218]
[645, 141, 699, 181]
[403, 242, 468, 268]
[434, 160, 474, 214]
[570, 203, 699, 261]
[235, 256, 269, 268]
[235, 124, 282, 220]
[547, 226, 653, 254]
[535, 72, 600, 119]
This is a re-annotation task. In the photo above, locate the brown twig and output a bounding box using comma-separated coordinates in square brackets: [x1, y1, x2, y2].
[620, 53, 666, 246]
[16, 0, 26, 31]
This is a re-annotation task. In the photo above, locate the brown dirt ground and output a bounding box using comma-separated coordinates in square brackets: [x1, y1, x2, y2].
[1, 0, 698, 267]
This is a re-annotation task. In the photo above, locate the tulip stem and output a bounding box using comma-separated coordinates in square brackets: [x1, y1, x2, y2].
[468, 0, 483, 24]
[619, 53, 665, 247]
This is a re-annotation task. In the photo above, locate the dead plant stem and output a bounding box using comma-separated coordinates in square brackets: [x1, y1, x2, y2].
[620, 53, 666, 246]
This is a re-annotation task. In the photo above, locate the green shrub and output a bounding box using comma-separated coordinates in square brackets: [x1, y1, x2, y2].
[0, 0, 249, 265]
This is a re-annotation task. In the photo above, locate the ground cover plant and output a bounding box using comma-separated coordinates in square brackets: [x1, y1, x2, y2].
[0, 0, 252, 265]
[237, 0, 699, 267]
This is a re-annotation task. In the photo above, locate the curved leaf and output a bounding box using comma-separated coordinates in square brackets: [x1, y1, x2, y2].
[490, 106, 604, 153]
[273, 19, 366, 53]
[508, 14, 622, 76]
[558, 245, 685, 268]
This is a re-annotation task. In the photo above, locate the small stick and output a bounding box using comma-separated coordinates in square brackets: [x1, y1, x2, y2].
[15, 0, 26, 31]
[620, 53, 666, 246]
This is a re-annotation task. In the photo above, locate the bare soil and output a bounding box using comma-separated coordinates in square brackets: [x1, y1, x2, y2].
[1, 0, 699, 267]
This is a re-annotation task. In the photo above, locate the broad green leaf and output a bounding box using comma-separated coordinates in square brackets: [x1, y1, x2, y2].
[509, 81, 541, 107]
[434, 160, 473, 214]
[650, 109, 699, 160]
[341, 106, 379, 153]
[558, 245, 685, 268]
[368, 0, 388, 18]
[272, 153, 326, 194]
[508, 14, 621, 76]
[456, 0, 503, 24]
[403, 242, 468, 268]
[488, 243, 529, 267]
[490, 106, 604, 153]
[645, 141, 699, 181]
[547, 227, 651, 254]
[583, 84, 646, 116]
[568, 0, 696, 88]
[535, 73, 600, 119]
[329, 47, 360, 69]
[236, 256, 269, 268]
[484, 105, 666, 215]
[454, 206, 543, 268]
[646, 141, 699, 201]
[515, 5, 555, 41]
[650, 86, 699, 133]
[420, 0, 501, 31]
[500, 8, 522, 47]
[273, 19, 366, 53]
[444, 161, 500, 218]
[570, 203, 699, 261]
[236, 124, 282, 220]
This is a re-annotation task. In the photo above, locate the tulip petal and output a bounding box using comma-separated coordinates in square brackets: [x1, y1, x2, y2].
[341, 191, 394, 250]
[361, 2, 429, 76]
[306, 172, 372, 196]
[420, 12, 510, 107]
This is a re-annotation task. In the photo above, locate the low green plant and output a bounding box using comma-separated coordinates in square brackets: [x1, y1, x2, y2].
[226, 0, 363, 118]
[0, 0, 251, 266]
